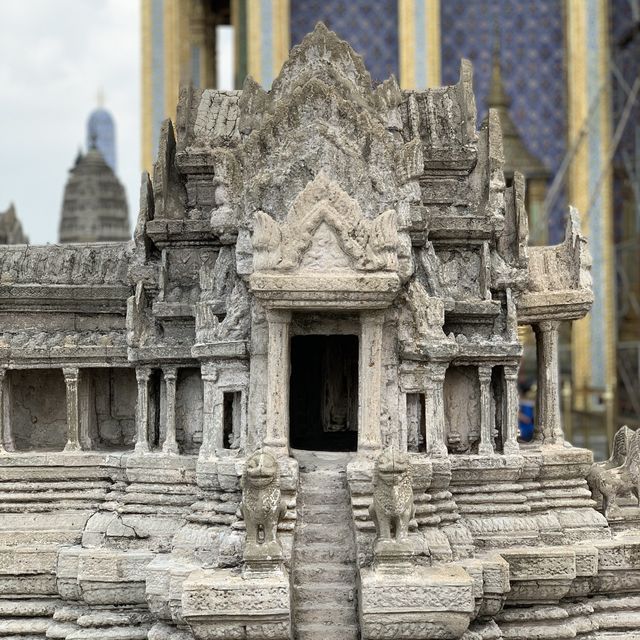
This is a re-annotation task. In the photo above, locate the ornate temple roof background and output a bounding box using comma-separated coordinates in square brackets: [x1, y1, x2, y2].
[290, 0, 399, 82]
[440, 0, 566, 243]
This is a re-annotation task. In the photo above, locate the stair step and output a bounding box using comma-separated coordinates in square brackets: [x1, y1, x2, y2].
[294, 543, 355, 564]
[294, 583, 356, 605]
[293, 562, 356, 584]
[298, 509, 351, 525]
[293, 455, 358, 639]
[296, 622, 359, 640]
[297, 490, 349, 505]
[297, 522, 353, 544]
[295, 602, 358, 625]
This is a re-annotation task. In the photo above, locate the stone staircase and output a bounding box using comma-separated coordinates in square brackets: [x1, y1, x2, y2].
[291, 450, 359, 640]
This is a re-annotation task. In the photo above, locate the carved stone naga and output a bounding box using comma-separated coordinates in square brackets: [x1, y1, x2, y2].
[369, 449, 415, 560]
[588, 425, 640, 516]
[241, 449, 287, 565]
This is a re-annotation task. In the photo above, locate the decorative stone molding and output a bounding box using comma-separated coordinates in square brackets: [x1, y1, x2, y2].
[249, 173, 404, 309]
[252, 172, 398, 274]
[518, 206, 593, 324]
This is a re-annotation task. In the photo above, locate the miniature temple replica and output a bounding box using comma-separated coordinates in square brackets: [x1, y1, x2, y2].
[0, 25, 638, 640]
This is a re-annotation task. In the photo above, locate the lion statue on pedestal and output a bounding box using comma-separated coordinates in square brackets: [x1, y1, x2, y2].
[241, 449, 287, 563]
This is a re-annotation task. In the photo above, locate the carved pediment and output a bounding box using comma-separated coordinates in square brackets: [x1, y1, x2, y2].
[252, 172, 398, 274]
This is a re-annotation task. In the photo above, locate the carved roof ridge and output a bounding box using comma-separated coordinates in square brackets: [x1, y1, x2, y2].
[270, 23, 373, 102]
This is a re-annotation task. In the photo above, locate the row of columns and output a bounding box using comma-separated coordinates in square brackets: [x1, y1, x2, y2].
[0, 365, 182, 455]
[134, 367, 180, 454]
[0, 362, 245, 457]
[406, 362, 520, 458]
[0, 319, 564, 457]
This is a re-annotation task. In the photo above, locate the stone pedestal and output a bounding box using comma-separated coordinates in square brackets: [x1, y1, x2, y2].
[182, 568, 291, 640]
[358, 564, 474, 639]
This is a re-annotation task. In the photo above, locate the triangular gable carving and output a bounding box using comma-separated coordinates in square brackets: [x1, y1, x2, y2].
[252, 172, 398, 273]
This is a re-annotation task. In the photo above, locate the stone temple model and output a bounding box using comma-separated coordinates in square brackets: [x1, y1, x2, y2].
[0, 25, 638, 640]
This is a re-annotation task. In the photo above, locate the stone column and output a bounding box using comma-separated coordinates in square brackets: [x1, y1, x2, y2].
[264, 310, 291, 452]
[400, 392, 411, 452]
[0, 368, 11, 454]
[162, 367, 179, 454]
[358, 311, 385, 452]
[534, 320, 563, 443]
[478, 365, 494, 455]
[424, 363, 448, 458]
[502, 364, 520, 455]
[78, 373, 94, 451]
[1, 370, 12, 453]
[134, 367, 151, 454]
[200, 364, 220, 459]
[63, 367, 81, 452]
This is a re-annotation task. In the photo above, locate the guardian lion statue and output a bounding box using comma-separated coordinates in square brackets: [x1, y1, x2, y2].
[587, 425, 640, 516]
[241, 449, 287, 561]
[370, 449, 415, 544]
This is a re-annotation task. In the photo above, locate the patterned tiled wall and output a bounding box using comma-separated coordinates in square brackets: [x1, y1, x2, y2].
[610, 0, 640, 243]
[290, 0, 399, 82]
[441, 0, 567, 241]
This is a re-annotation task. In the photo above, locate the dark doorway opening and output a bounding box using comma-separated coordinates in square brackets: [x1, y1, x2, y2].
[289, 335, 359, 451]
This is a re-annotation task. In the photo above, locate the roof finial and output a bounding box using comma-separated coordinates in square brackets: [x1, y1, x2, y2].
[97, 87, 105, 108]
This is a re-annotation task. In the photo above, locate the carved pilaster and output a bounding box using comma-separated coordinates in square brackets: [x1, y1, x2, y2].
[63, 368, 81, 452]
[534, 320, 562, 443]
[359, 311, 385, 452]
[503, 365, 520, 455]
[162, 367, 179, 454]
[264, 310, 291, 453]
[135, 367, 151, 454]
[424, 363, 448, 458]
[200, 364, 220, 459]
[478, 365, 494, 456]
[0, 368, 11, 454]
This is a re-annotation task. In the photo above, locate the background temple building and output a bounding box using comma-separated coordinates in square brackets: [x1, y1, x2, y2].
[141, 0, 640, 457]
[86, 97, 118, 173]
[0, 202, 29, 244]
[0, 203, 28, 245]
[58, 105, 130, 244]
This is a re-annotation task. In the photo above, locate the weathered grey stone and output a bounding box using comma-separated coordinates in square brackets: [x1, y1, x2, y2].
[0, 21, 637, 640]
